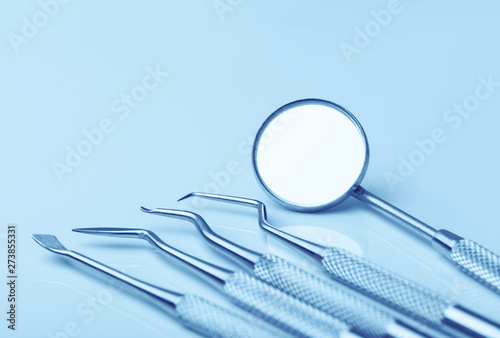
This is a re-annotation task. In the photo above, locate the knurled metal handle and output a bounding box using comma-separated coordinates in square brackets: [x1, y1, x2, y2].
[223, 271, 350, 338]
[253, 253, 396, 338]
[321, 247, 454, 327]
[450, 239, 500, 295]
[175, 294, 288, 338]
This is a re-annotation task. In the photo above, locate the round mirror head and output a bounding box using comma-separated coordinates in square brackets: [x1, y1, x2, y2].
[252, 99, 369, 212]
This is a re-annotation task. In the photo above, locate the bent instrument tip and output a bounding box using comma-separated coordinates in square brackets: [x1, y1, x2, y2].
[177, 193, 194, 202]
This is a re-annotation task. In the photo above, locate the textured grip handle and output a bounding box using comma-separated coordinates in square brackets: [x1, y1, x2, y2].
[254, 254, 393, 338]
[224, 271, 349, 338]
[176, 294, 288, 338]
[450, 239, 500, 295]
[321, 247, 454, 327]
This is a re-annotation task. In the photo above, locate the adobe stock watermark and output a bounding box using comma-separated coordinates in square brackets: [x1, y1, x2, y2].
[46, 276, 126, 338]
[339, 0, 406, 63]
[7, 0, 71, 54]
[179, 112, 297, 210]
[51, 65, 168, 183]
[213, 0, 242, 21]
[439, 277, 467, 300]
[385, 74, 499, 191]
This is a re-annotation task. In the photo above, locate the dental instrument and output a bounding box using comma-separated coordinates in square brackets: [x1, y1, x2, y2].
[31, 234, 289, 338]
[180, 192, 500, 338]
[74, 220, 428, 338]
[251, 98, 500, 296]
[70, 229, 358, 338]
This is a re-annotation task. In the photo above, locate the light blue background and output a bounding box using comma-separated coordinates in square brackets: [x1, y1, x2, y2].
[1, 1, 500, 337]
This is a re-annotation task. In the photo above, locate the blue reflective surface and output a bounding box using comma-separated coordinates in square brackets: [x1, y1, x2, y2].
[1, 1, 500, 337]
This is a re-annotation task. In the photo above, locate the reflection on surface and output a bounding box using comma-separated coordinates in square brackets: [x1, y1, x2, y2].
[271, 225, 364, 257]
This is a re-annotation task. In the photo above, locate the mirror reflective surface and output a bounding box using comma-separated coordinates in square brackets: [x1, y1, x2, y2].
[253, 99, 369, 211]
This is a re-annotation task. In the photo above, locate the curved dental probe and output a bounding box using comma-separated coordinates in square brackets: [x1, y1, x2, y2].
[137, 207, 431, 338]
[252, 99, 500, 297]
[32, 234, 288, 338]
[71, 227, 355, 338]
[179, 192, 500, 338]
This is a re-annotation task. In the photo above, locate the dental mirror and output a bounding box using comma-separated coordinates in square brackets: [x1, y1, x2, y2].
[253, 98, 368, 212]
[252, 98, 500, 295]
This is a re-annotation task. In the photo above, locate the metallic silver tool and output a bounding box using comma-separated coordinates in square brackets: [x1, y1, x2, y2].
[251, 98, 500, 296]
[180, 192, 500, 338]
[124, 207, 431, 338]
[32, 234, 289, 338]
[71, 229, 358, 338]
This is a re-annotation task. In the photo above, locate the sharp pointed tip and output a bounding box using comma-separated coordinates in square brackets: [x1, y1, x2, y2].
[72, 227, 144, 238]
[140, 206, 152, 213]
[177, 193, 194, 202]
[72, 228, 94, 233]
